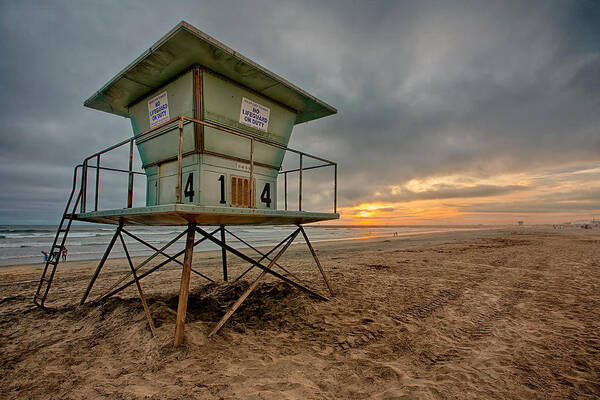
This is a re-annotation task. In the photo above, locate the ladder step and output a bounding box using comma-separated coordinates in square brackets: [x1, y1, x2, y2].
[34, 196, 76, 309]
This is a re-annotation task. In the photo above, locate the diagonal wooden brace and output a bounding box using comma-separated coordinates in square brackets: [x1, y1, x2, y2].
[80, 222, 123, 305]
[233, 229, 298, 282]
[122, 228, 214, 282]
[225, 228, 309, 286]
[98, 227, 190, 300]
[195, 226, 329, 301]
[96, 226, 221, 302]
[174, 223, 196, 347]
[119, 232, 156, 336]
[298, 225, 335, 296]
[208, 228, 300, 337]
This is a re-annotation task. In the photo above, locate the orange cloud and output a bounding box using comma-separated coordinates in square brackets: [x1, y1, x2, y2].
[331, 163, 600, 225]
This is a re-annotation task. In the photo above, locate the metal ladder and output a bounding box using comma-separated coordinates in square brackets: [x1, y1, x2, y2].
[34, 166, 82, 308]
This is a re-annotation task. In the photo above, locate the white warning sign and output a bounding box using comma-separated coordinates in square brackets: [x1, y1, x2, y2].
[147, 91, 170, 128]
[239, 97, 270, 132]
[236, 162, 251, 172]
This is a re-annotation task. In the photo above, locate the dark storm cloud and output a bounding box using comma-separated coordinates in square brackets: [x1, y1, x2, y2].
[285, 1, 600, 206]
[0, 0, 598, 223]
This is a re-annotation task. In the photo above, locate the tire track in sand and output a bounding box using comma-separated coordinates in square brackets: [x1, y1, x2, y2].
[420, 283, 529, 366]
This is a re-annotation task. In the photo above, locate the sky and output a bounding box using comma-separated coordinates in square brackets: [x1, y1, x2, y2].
[0, 0, 599, 225]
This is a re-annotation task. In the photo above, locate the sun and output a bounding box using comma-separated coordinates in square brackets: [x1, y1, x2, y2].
[357, 210, 373, 218]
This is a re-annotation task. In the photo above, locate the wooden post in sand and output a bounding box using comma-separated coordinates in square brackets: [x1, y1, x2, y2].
[80, 221, 123, 305]
[119, 232, 156, 337]
[208, 228, 301, 337]
[298, 225, 335, 297]
[174, 224, 196, 347]
[220, 225, 228, 281]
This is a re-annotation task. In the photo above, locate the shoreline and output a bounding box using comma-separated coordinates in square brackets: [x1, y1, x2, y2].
[0, 225, 499, 270]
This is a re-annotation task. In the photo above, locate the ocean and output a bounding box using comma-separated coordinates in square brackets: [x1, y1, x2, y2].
[0, 224, 471, 267]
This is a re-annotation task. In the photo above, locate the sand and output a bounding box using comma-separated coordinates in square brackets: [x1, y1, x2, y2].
[0, 227, 599, 399]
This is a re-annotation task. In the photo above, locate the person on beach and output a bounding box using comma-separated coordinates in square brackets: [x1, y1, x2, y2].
[42, 250, 60, 262]
[61, 247, 68, 261]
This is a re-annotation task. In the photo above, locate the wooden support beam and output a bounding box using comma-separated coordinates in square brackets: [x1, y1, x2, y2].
[233, 229, 298, 282]
[210, 270, 267, 337]
[220, 225, 228, 281]
[226, 228, 308, 286]
[299, 225, 335, 297]
[97, 227, 221, 303]
[174, 224, 196, 347]
[100, 228, 189, 299]
[209, 228, 300, 337]
[120, 232, 156, 336]
[122, 228, 214, 282]
[80, 222, 122, 305]
[195, 226, 328, 301]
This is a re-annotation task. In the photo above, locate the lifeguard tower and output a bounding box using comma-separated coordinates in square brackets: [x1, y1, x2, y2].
[34, 21, 338, 346]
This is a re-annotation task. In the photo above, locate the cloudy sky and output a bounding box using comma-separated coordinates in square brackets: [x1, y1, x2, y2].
[0, 0, 598, 225]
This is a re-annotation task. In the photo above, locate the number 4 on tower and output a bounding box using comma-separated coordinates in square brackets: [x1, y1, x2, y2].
[184, 173, 194, 202]
[260, 183, 271, 207]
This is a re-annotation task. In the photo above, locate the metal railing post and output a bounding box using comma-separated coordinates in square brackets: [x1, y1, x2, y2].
[127, 140, 134, 208]
[176, 118, 183, 204]
[299, 153, 303, 211]
[334, 163, 337, 214]
[95, 154, 100, 211]
[250, 138, 254, 208]
[81, 159, 88, 213]
[284, 172, 288, 211]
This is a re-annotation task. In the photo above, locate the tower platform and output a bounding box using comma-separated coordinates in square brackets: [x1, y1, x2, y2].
[75, 204, 339, 226]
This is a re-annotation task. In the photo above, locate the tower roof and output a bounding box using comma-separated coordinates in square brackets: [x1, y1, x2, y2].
[84, 21, 337, 124]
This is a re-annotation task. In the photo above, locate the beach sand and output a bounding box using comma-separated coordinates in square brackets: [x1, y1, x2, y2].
[1, 227, 599, 399]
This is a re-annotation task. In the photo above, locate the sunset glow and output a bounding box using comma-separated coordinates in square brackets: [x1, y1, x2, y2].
[334, 163, 600, 225]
